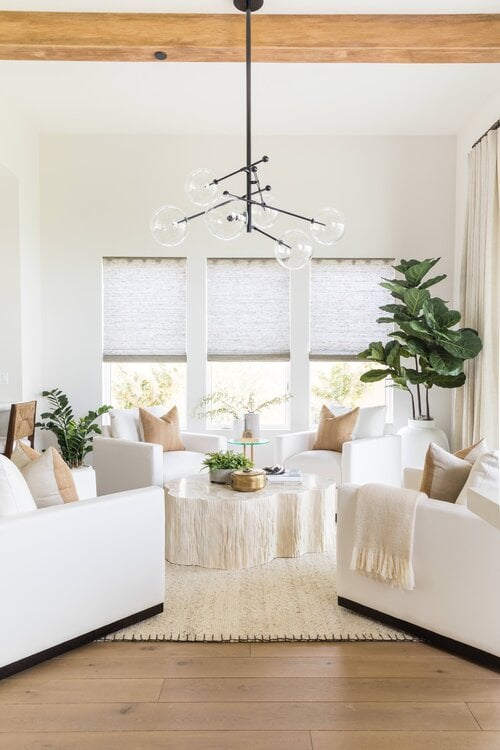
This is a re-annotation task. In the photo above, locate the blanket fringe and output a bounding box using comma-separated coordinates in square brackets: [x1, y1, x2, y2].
[351, 546, 415, 591]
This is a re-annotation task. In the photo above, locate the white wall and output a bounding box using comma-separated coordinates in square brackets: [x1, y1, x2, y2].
[0, 99, 41, 405]
[39, 133, 456, 449]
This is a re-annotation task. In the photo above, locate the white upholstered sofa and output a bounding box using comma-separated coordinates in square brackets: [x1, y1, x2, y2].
[0, 481, 165, 678]
[336, 453, 500, 667]
[93, 406, 225, 495]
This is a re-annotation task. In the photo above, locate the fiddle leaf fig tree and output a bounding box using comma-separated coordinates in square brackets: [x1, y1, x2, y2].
[357, 258, 482, 420]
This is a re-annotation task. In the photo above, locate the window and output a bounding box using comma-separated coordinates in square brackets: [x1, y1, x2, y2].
[103, 257, 187, 416]
[206, 259, 290, 428]
[309, 259, 394, 424]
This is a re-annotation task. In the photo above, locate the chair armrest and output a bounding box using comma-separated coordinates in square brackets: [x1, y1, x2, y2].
[0, 486, 165, 669]
[404, 467, 424, 491]
[274, 431, 316, 465]
[93, 436, 163, 495]
[181, 432, 226, 454]
[341, 434, 401, 487]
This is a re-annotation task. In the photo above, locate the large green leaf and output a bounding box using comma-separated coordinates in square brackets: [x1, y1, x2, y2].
[393, 259, 420, 274]
[405, 368, 428, 385]
[384, 341, 401, 368]
[403, 287, 430, 316]
[439, 328, 483, 360]
[380, 280, 409, 300]
[422, 298, 461, 330]
[377, 317, 395, 324]
[419, 274, 447, 291]
[403, 257, 440, 286]
[429, 350, 463, 376]
[403, 337, 429, 356]
[429, 372, 466, 388]
[360, 369, 392, 383]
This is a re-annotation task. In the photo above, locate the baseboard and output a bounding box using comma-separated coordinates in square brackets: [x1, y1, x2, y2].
[0, 603, 164, 680]
[338, 596, 500, 672]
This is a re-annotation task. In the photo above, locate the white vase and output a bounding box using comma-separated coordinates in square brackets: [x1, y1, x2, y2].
[70, 465, 97, 500]
[398, 419, 449, 469]
[244, 412, 260, 438]
[232, 417, 244, 440]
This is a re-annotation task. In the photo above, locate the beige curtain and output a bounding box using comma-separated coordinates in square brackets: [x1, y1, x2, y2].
[453, 130, 500, 450]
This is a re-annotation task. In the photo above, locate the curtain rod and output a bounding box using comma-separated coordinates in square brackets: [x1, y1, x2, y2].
[471, 118, 500, 149]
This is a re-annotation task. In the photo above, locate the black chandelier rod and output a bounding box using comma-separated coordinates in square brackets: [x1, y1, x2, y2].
[245, 1, 253, 233]
[211, 155, 269, 186]
[222, 191, 326, 227]
[253, 226, 292, 249]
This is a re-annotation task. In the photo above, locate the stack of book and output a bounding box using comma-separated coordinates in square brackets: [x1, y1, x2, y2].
[266, 470, 303, 485]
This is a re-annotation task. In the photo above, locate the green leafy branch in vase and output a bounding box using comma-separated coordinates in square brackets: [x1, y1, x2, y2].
[357, 258, 482, 420]
[194, 390, 292, 420]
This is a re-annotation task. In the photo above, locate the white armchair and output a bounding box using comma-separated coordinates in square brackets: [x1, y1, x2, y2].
[93, 430, 226, 495]
[275, 430, 401, 487]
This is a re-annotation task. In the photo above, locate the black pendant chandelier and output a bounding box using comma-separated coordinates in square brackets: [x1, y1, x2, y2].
[151, 0, 345, 270]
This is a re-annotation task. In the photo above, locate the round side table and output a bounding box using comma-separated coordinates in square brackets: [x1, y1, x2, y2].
[227, 437, 269, 463]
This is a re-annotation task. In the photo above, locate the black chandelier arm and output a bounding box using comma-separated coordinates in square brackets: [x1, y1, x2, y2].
[246, 1, 252, 233]
[246, 200, 327, 227]
[253, 226, 292, 250]
[210, 156, 269, 186]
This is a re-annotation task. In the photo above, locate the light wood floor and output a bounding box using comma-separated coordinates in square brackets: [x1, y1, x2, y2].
[0, 641, 500, 749]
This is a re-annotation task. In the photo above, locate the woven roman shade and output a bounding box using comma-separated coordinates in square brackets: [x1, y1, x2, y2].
[310, 258, 394, 359]
[207, 258, 290, 361]
[103, 257, 187, 361]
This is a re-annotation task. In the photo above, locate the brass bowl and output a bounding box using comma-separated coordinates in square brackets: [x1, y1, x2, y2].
[231, 469, 267, 492]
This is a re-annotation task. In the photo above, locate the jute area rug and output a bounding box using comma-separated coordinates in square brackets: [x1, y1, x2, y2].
[106, 552, 413, 643]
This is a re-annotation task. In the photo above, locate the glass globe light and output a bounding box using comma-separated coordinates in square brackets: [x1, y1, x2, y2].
[310, 207, 345, 246]
[185, 168, 220, 207]
[205, 199, 247, 240]
[274, 229, 313, 270]
[150, 205, 188, 247]
[252, 194, 279, 229]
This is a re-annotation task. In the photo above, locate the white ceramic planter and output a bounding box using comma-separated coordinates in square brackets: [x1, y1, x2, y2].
[71, 465, 97, 500]
[244, 412, 260, 438]
[398, 418, 450, 470]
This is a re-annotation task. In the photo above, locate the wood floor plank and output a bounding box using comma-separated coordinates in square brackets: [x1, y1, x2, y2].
[0, 678, 163, 704]
[311, 731, 500, 750]
[16, 654, 498, 681]
[467, 703, 500, 730]
[0, 701, 479, 732]
[249, 642, 444, 658]
[159, 676, 500, 703]
[0, 730, 313, 750]
[58, 641, 252, 658]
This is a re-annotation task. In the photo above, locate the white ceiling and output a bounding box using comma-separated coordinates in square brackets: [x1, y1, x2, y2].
[0, 2, 499, 135]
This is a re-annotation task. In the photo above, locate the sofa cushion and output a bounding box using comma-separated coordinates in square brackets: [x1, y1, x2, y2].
[17, 446, 79, 509]
[420, 442, 471, 503]
[330, 403, 387, 439]
[284, 449, 342, 483]
[0, 455, 37, 516]
[162, 451, 206, 482]
[456, 450, 499, 507]
[140, 406, 184, 452]
[313, 405, 359, 452]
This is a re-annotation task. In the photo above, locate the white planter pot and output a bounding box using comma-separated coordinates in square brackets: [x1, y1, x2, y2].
[232, 417, 244, 440]
[397, 419, 449, 470]
[71, 465, 97, 500]
[244, 412, 260, 439]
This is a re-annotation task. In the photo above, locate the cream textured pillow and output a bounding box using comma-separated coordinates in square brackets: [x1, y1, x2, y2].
[454, 438, 488, 465]
[17, 446, 79, 509]
[313, 405, 360, 452]
[139, 406, 185, 452]
[456, 449, 498, 506]
[0, 455, 37, 517]
[420, 442, 472, 503]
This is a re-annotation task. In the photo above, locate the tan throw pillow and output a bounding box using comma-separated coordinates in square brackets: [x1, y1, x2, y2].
[11, 441, 40, 471]
[19, 446, 78, 509]
[313, 405, 360, 452]
[455, 438, 488, 464]
[420, 442, 472, 503]
[139, 406, 185, 452]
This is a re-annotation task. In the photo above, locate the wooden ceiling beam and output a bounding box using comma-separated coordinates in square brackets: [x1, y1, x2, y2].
[0, 12, 499, 64]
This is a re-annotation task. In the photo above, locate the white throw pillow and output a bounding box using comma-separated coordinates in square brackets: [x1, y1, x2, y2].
[329, 403, 387, 439]
[110, 405, 176, 442]
[0, 455, 37, 517]
[456, 450, 499, 506]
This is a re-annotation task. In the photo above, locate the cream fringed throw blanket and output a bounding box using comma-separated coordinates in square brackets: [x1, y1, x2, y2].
[350, 483, 425, 591]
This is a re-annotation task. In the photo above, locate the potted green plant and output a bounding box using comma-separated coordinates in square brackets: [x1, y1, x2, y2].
[357, 257, 482, 464]
[37, 388, 112, 468]
[201, 450, 254, 484]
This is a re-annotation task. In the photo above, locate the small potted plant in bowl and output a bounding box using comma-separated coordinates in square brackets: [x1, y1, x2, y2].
[201, 450, 253, 484]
